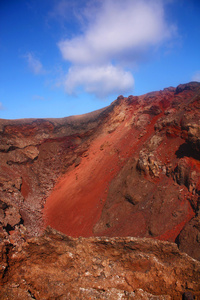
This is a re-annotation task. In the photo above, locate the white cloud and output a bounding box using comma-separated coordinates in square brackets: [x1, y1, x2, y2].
[65, 65, 134, 97]
[57, 0, 176, 97]
[192, 71, 200, 82]
[0, 102, 4, 110]
[24, 53, 45, 75]
[59, 0, 173, 65]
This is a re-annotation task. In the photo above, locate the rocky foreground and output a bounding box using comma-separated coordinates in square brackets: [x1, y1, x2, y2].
[0, 227, 200, 299]
[0, 82, 200, 298]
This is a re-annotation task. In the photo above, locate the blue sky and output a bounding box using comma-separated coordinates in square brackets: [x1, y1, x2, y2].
[0, 0, 200, 119]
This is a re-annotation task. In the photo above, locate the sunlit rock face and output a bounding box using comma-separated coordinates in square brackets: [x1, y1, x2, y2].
[0, 227, 200, 299]
[0, 82, 200, 299]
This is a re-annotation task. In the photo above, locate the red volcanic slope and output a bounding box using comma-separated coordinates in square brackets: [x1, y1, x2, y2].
[0, 82, 199, 261]
[44, 82, 200, 260]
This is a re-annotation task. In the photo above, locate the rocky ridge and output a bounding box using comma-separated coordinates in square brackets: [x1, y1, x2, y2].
[0, 227, 200, 299]
[0, 82, 200, 299]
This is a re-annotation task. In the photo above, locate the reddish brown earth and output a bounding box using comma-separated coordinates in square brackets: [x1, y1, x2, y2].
[0, 227, 200, 300]
[43, 82, 200, 259]
[0, 82, 200, 298]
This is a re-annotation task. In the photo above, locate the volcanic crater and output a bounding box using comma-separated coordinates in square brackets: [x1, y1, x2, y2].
[0, 82, 200, 299]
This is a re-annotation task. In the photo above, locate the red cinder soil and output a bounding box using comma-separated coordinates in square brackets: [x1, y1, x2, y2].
[44, 82, 200, 261]
[0, 82, 200, 261]
[1, 83, 200, 299]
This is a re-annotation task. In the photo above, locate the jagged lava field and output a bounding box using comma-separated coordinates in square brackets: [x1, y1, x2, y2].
[0, 82, 200, 299]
